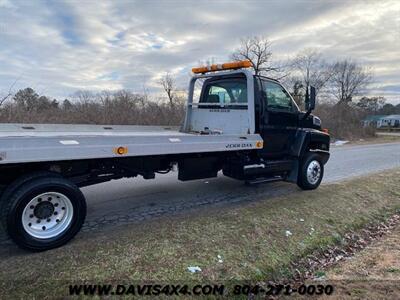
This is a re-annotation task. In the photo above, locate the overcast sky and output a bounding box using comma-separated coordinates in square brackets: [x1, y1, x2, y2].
[0, 0, 399, 102]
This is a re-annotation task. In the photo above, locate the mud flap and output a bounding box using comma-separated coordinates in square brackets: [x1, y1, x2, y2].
[285, 160, 299, 183]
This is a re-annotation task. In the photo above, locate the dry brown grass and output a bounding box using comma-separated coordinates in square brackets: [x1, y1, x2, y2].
[344, 135, 400, 145]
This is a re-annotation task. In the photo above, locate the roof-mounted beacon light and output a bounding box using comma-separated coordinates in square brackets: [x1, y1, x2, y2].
[192, 60, 252, 74]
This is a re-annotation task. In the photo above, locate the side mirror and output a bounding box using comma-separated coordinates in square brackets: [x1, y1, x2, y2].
[305, 86, 316, 112]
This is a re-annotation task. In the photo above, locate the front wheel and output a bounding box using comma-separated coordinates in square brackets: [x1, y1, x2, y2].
[297, 153, 324, 190]
[1, 176, 86, 251]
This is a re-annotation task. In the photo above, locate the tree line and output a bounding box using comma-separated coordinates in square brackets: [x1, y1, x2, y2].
[1, 36, 398, 139]
[0, 88, 185, 125]
[230, 37, 398, 139]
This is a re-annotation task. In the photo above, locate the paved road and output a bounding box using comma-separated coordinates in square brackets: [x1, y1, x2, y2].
[79, 142, 400, 232]
[1, 142, 400, 244]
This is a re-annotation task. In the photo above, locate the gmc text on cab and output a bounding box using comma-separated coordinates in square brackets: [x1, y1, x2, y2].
[0, 60, 330, 251]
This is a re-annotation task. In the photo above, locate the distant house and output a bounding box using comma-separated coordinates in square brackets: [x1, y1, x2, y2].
[363, 115, 385, 127]
[364, 115, 400, 128]
[379, 115, 400, 128]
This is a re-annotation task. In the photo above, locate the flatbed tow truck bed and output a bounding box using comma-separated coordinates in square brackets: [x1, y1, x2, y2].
[0, 123, 262, 164]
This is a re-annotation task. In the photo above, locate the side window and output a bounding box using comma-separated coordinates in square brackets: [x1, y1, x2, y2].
[201, 79, 247, 108]
[263, 80, 295, 112]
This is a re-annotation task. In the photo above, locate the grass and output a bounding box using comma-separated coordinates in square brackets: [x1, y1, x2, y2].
[314, 271, 326, 278]
[346, 134, 400, 145]
[1, 169, 400, 298]
[386, 267, 400, 273]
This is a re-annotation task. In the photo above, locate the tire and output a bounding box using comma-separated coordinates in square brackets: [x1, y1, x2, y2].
[0, 171, 62, 233]
[1, 176, 86, 251]
[297, 152, 324, 190]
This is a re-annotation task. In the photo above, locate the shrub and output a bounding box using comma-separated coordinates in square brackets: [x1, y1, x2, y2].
[315, 102, 375, 140]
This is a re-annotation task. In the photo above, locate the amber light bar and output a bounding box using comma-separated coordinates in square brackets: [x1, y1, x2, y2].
[192, 60, 252, 74]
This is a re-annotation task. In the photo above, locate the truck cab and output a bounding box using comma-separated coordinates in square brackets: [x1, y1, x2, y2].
[184, 63, 330, 186]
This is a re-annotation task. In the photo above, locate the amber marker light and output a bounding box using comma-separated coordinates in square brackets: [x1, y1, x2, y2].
[113, 146, 128, 155]
[256, 141, 264, 148]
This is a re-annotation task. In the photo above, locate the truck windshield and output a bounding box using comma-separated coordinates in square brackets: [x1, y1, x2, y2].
[200, 79, 247, 108]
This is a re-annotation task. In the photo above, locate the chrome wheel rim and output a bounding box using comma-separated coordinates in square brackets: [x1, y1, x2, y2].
[22, 192, 74, 239]
[307, 160, 321, 185]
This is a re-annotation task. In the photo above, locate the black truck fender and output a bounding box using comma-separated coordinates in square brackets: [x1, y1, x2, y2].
[286, 129, 330, 183]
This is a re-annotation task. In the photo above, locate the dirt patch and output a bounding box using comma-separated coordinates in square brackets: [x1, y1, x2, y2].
[320, 220, 400, 299]
[327, 221, 400, 280]
[273, 214, 400, 299]
[288, 214, 400, 281]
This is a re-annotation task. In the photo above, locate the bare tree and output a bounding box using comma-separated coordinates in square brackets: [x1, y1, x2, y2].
[292, 49, 333, 96]
[231, 36, 279, 75]
[0, 79, 19, 107]
[356, 96, 385, 114]
[158, 73, 176, 106]
[329, 59, 372, 104]
[291, 78, 305, 107]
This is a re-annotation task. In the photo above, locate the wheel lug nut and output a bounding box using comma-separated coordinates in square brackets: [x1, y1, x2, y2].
[54, 203, 59, 207]
[28, 223, 32, 227]
[42, 226, 46, 231]
[48, 197, 52, 201]
[37, 220, 41, 224]
[29, 214, 34, 218]
[62, 207, 65, 210]
[47, 218, 51, 222]
[56, 219, 60, 223]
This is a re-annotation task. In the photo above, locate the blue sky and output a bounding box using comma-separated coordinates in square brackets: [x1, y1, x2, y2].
[0, 0, 399, 103]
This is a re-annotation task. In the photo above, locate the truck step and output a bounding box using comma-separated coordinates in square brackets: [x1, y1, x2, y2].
[244, 176, 283, 185]
[243, 159, 293, 176]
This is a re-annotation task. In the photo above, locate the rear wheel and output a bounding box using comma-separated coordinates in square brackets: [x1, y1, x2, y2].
[1, 176, 86, 251]
[0, 171, 61, 233]
[297, 153, 324, 190]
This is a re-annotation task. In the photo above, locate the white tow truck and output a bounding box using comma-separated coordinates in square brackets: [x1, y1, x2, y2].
[0, 60, 330, 251]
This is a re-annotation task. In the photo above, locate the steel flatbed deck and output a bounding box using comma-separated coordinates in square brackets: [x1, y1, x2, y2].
[0, 123, 263, 164]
